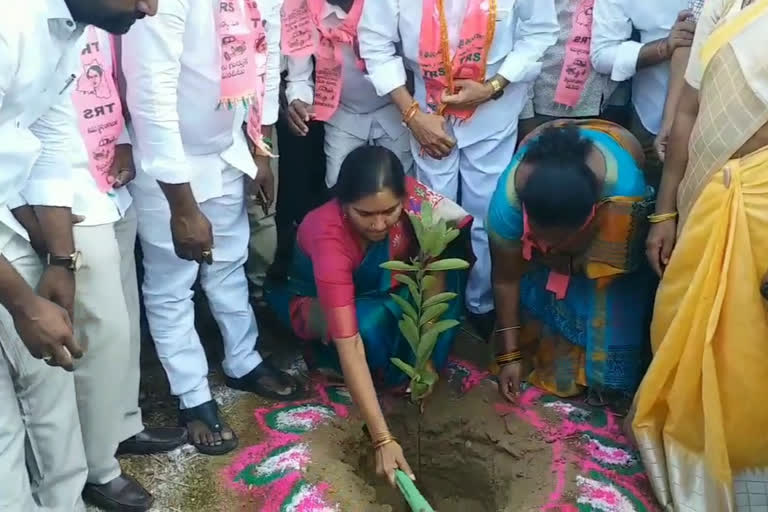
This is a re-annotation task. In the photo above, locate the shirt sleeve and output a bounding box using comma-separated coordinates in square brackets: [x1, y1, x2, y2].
[499, 0, 559, 84]
[260, 0, 282, 125]
[23, 90, 77, 207]
[685, 0, 728, 90]
[357, 0, 408, 97]
[285, 55, 315, 105]
[121, 0, 190, 184]
[590, 0, 643, 82]
[308, 230, 359, 339]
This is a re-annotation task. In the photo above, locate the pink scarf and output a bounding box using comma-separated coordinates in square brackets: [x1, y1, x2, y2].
[418, 0, 496, 121]
[281, 0, 365, 121]
[553, 0, 595, 108]
[215, 0, 270, 151]
[72, 26, 125, 193]
[521, 206, 596, 300]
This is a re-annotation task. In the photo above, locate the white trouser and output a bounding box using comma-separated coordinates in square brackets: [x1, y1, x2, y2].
[0, 227, 87, 512]
[411, 121, 519, 315]
[133, 169, 263, 410]
[72, 206, 143, 485]
[324, 119, 414, 188]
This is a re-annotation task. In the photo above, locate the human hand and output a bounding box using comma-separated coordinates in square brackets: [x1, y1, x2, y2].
[666, 11, 695, 56]
[11, 294, 83, 371]
[375, 441, 415, 487]
[287, 99, 314, 136]
[169, 206, 214, 264]
[407, 110, 456, 160]
[108, 144, 136, 188]
[441, 79, 495, 109]
[498, 362, 522, 402]
[247, 156, 275, 214]
[654, 122, 673, 162]
[645, 220, 677, 277]
[37, 265, 76, 322]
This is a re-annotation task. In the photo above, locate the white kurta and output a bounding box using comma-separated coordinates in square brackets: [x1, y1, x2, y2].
[358, 0, 559, 314]
[590, 0, 689, 135]
[284, 2, 412, 186]
[122, 0, 282, 409]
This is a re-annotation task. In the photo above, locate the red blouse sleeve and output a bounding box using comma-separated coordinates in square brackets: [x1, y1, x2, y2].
[300, 204, 362, 339]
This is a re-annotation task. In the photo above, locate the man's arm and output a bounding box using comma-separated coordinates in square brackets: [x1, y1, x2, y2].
[260, 0, 282, 130]
[497, 0, 559, 86]
[358, 0, 407, 99]
[122, 0, 213, 263]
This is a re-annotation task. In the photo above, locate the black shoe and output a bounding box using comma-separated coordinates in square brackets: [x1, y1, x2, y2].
[226, 359, 305, 401]
[117, 426, 188, 456]
[83, 473, 153, 512]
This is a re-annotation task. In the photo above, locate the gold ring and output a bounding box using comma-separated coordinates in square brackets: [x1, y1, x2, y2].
[201, 250, 212, 257]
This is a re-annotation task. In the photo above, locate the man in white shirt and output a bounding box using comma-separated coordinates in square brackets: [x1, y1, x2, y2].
[358, 0, 558, 334]
[283, 0, 412, 187]
[0, 1, 156, 511]
[591, 0, 695, 183]
[122, 0, 303, 456]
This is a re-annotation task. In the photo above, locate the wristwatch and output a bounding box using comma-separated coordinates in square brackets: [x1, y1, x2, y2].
[486, 77, 505, 100]
[46, 251, 82, 272]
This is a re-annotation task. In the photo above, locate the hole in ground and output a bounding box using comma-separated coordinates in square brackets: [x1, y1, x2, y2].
[337, 385, 549, 512]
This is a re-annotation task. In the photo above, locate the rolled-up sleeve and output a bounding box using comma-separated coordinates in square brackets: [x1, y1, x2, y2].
[591, 0, 641, 82]
[499, 0, 558, 84]
[23, 91, 77, 207]
[121, 0, 190, 184]
[261, 0, 282, 124]
[358, 0, 407, 97]
[285, 55, 315, 105]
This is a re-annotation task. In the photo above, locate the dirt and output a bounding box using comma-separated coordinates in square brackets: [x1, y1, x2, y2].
[303, 382, 552, 512]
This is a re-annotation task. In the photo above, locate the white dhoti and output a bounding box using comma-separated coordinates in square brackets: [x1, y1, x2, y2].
[132, 168, 263, 410]
[0, 225, 88, 512]
[72, 206, 143, 485]
[411, 90, 523, 314]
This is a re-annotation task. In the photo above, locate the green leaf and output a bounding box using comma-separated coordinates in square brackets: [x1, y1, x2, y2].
[412, 381, 431, 402]
[417, 319, 459, 362]
[399, 316, 420, 354]
[421, 275, 438, 293]
[389, 293, 417, 322]
[421, 292, 457, 309]
[393, 274, 420, 307]
[421, 201, 433, 228]
[443, 228, 461, 247]
[390, 358, 417, 379]
[420, 226, 440, 257]
[426, 258, 470, 272]
[420, 303, 449, 326]
[380, 261, 418, 272]
[419, 369, 438, 386]
[408, 213, 426, 248]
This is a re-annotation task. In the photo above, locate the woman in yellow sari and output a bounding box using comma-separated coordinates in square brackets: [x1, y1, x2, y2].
[633, 0, 768, 510]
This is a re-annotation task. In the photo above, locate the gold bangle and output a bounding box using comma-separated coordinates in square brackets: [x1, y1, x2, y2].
[495, 326, 521, 333]
[403, 101, 420, 125]
[648, 212, 678, 224]
[374, 438, 397, 450]
[495, 351, 522, 365]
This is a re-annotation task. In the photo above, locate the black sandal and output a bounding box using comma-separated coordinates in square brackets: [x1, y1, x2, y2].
[225, 359, 305, 402]
[178, 400, 239, 456]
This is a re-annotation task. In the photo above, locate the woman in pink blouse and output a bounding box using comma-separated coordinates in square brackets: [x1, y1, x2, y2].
[265, 146, 471, 485]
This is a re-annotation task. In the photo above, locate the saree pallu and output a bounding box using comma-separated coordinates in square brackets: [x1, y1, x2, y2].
[633, 5, 768, 510]
[488, 120, 656, 397]
[264, 232, 468, 387]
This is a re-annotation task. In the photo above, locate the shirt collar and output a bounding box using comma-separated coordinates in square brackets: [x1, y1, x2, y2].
[323, 2, 348, 20]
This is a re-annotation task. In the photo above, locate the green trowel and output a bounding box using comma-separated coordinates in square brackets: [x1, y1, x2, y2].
[394, 470, 435, 512]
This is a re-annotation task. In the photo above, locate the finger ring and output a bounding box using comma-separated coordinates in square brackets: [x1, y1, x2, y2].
[201, 249, 212, 257]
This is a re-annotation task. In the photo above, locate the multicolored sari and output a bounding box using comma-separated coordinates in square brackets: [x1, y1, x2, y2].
[265, 178, 472, 385]
[632, 2, 768, 510]
[487, 119, 656, 397]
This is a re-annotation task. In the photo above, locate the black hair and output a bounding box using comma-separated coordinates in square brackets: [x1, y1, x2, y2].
[518, 125, 599, 229]
[334, 145, 406, 204]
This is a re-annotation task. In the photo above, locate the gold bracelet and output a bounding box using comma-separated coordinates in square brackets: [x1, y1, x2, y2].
[495, 326, 521, 333]
[403, 101, 420, 125]
[495, 351, 523, 365]
[374, 438, 397, 450]
[648, 212, 678, 224]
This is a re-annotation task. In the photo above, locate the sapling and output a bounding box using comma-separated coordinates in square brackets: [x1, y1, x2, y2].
[380, 202, 469, 403]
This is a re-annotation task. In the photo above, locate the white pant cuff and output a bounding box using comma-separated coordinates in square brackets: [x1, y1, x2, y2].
[179, 385, 213, 410]
[223, 352, 264, 380]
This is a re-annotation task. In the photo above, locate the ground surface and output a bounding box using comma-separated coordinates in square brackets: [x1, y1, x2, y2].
[88, 304, 661, 512]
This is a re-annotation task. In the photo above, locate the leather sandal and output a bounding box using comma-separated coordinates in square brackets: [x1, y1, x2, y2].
[178, 400, 238, 456]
